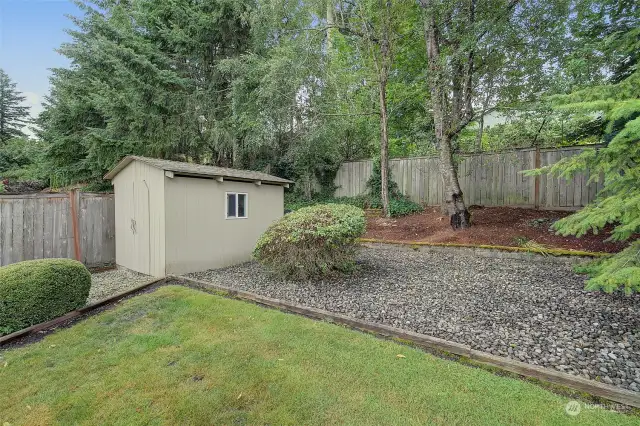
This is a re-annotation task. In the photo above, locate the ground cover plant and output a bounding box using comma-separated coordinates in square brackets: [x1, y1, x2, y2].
[254, 204, 366, 280]
[0, 259, 91, 336]
[0, 285, 637, 425]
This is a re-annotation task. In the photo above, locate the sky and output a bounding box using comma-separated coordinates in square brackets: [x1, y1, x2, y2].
[0, 0, 81, 131]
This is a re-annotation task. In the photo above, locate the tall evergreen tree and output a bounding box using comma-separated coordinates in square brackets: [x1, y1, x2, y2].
[0, 69, 31, 143]
[530, 0, 640, 294]
[39, 0, 253, 185]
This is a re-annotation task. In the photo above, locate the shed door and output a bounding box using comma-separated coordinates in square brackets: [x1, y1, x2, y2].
[131, 180, 151, 275]
[118, 179, 151, 275]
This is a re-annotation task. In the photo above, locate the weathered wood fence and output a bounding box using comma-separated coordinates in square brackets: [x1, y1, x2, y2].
[0, 192, 115, 267]
[334, 145, 604, 210]
[0, 146, 603, 268]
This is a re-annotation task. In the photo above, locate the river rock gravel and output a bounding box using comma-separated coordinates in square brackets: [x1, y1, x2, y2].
[89, 269, 154, 304]
[187, 244, 640, 392]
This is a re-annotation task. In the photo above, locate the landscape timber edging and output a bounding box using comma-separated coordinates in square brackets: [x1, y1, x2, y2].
[358, 238, 608, 264]
[0, 277, 166, 347]
[172, 275, 640, 409]
[3, 273, 638, 409]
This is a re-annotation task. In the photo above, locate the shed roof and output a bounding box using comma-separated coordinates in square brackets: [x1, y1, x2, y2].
[104, 156, 293, 185]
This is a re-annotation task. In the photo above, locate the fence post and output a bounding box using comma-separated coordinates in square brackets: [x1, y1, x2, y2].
[68, 190, 82, 262]
[533, 146, 541, 209]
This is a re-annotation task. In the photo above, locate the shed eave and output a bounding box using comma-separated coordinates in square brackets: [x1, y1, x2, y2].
[104, 155, 295, 185]
[104, 156, 136, 180]
[170, 171, 291, 186]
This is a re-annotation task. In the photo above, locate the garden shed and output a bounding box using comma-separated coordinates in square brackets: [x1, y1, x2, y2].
[104, 156, 292, 277]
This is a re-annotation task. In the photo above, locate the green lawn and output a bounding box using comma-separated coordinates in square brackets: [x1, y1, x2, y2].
[0, 286, 636, 425]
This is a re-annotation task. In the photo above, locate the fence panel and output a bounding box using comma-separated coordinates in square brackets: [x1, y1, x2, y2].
[334, 145, 601, 210]
[0, 192, 115, 267]
[79, 193, 116, 267]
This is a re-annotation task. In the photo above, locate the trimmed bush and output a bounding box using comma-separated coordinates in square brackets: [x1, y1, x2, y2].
[0, 259, 92, 336]
[254, 204, 366, 280]
[284, 194, 422, 217]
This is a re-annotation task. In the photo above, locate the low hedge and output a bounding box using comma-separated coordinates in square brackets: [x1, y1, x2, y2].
[254, 204, 366, 280]
[0, 259, 92, 336]
[284, 194, 422, 217]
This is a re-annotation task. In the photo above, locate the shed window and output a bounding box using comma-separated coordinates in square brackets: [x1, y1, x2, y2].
[226, 192, 247, 219]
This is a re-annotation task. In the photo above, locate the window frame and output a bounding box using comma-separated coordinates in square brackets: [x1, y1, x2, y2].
[225, 191, 248, 219]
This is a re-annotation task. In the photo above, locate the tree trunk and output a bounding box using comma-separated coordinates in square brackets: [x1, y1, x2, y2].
[423, 13, 471, 229]
[379, 77, 390, 217]
[475, 114, 484, 152]
[326, 1, 334, 51]
[378, 23, 391, 218]
[439, 135, 471, 228]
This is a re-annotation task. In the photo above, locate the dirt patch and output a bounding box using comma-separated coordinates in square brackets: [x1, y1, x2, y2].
[364, 206, 633, 253]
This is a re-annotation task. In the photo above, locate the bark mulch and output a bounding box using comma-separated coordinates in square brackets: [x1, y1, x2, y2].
[365, 206, 632, 253]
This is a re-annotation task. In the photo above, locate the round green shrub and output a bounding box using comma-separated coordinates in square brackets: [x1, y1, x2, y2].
[0, 259, 92, 336]
[254, 204, 366, 280]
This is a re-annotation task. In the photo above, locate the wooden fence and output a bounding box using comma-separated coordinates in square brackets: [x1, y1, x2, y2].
[0, 192, 115, 267]
[334, 145, 604, 210]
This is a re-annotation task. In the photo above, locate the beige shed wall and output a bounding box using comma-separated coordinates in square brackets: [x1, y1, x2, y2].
[112, 161, 166, 277]
[164, 177, 284, 275]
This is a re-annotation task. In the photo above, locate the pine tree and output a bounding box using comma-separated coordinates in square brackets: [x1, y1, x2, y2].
[0, 69, 31, 143]
[39, 0, 253, 184]
[530, 1, 640, 294]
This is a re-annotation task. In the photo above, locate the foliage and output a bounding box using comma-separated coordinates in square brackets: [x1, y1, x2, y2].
[366, 157, 399, 199]
[38, 0, 379, 190]
[415, 0, 573, 226]
[81, 181, 114, 193]
[386, 197, 423, 217]
[527, 0, 640, 293]
[0, 69, 31, 143]
[575, 241, 640, 295]
[14, 0, 638, 232]
[458, 108, 604, 152]
[285, 193, 375, 212]
[0, 259, 91, 335]
[285, 191, 421, 218]
[365, 158, 422, 216]
[39, 0, 255, 185]
[0, 137, 47, 182]
[253, 204, 365, 280]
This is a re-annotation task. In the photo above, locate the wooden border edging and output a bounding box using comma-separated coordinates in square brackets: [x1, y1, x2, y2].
[358, 238, 610, 258]
[0, 277, 165, 347]
[3, 274, 638, 408]
[171, 275, 640, 408]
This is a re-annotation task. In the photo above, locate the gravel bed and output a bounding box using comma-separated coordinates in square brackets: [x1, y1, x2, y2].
[89, 269, 155, 304]
[187, 245, 640, 392]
